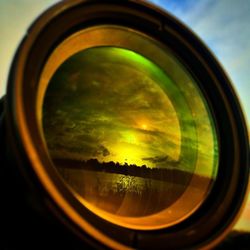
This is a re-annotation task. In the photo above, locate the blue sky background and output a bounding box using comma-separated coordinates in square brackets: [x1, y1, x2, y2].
[0, 0, 249, 231]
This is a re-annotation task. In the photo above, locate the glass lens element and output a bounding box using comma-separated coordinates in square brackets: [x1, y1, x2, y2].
[42, 32, 218, 230]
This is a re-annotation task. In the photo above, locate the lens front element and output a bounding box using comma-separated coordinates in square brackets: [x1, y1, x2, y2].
[41, 26, 218, 230]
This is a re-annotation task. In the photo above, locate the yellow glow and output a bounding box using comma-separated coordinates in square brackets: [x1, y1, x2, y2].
[122, 131, 138, 144]
[110, 142, 148, 166]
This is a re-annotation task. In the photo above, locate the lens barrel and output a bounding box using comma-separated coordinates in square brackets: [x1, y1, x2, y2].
[1, 1, 249, 249]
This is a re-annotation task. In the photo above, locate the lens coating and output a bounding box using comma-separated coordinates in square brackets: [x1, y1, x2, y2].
[41, 27, 218, 230]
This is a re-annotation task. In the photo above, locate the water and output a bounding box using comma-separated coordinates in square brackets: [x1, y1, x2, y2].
[58, 167, 198, 217]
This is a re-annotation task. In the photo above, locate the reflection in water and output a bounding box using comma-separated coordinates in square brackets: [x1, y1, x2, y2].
[57, 162, 211, 217]
[54, 158, 198, 216]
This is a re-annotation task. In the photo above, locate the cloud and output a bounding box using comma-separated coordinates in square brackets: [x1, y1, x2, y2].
[94, 145, 110, 157]
[142, 155, 169, 163]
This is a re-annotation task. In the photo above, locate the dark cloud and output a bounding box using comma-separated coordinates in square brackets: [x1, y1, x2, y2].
[93, 145, 110, 157]
[133, 127, 166, 136]
[142, 155, 169, 163]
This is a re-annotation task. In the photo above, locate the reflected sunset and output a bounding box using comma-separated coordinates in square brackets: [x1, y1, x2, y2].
[42, 42, 218, 229]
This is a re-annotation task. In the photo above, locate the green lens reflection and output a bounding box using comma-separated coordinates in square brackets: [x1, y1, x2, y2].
[42, 46, 218, 229]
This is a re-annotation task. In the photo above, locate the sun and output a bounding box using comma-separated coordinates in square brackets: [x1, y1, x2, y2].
[142, 124, 147, 130]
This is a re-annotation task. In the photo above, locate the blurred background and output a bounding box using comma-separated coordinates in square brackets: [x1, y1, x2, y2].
[0, 0, 249, 233]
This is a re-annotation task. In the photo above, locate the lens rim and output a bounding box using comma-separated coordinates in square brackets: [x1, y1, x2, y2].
[6, 0, 249, 249]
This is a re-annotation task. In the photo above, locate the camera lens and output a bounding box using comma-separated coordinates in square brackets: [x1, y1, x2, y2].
[41, 26, 218, 230]
[3, 1, 249, 249]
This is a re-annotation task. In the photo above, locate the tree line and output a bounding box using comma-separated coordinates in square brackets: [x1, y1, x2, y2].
[53, 158, 208, 185]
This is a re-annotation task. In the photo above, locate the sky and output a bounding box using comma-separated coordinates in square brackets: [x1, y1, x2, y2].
[0, 0, 249, 232]
[43, 46, 217, 179]
[43, 47, 182, 168]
